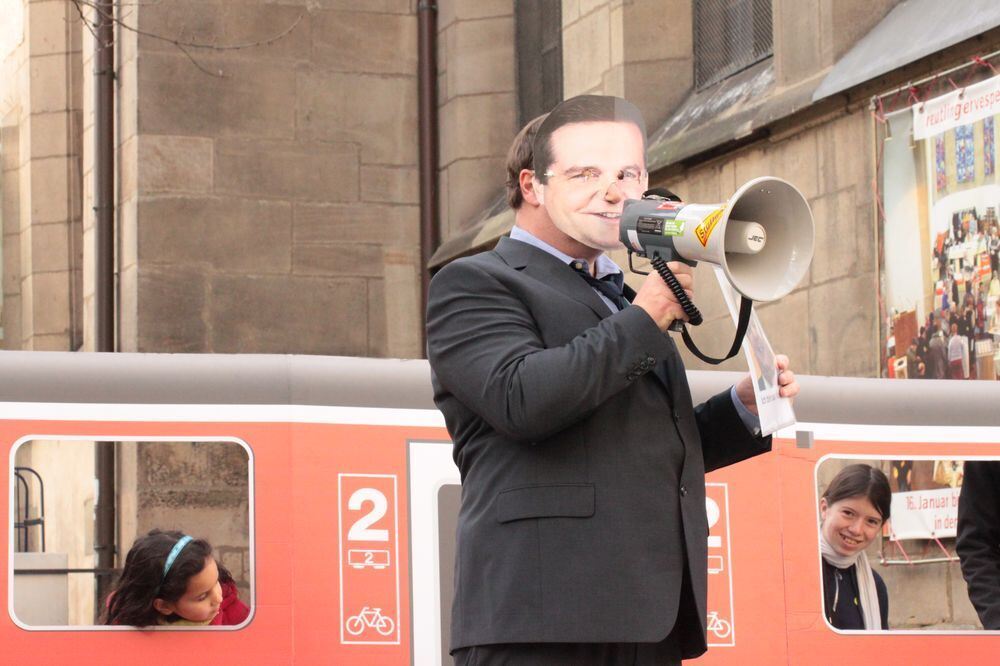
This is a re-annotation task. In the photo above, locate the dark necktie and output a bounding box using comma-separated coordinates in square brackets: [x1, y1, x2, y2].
[570, 261, 628, 312]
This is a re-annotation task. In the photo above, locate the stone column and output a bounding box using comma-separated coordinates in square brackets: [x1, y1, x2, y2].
[774, 0, 899, 87]
[13, 0, 83, 351]
[1, 119, 22, 348]
[562, 0, 693, 129]
[437, 0, 517, 241]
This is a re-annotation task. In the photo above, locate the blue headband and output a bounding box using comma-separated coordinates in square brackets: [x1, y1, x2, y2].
[163, 535, 193, 579]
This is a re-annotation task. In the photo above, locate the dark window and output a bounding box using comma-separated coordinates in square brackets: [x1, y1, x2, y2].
[515, 0, 563, 127]
[694, 0, 773, 90]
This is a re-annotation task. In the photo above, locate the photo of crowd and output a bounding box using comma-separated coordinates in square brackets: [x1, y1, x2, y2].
[882, 107, 1000, 381]
[912, 205, 1000, 379]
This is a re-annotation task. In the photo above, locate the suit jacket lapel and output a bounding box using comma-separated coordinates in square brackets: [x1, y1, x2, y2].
[495, 237, 612, 320]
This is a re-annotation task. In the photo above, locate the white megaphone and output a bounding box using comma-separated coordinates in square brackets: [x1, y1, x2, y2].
[619, 177, 814, 303]
[619, 177, 814, 363]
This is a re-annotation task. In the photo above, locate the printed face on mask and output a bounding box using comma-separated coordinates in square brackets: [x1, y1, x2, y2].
[533, 121, 647, 259]
[820, 496, 884, 557]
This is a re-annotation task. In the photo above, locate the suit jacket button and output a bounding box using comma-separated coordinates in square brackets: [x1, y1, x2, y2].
[680, 485, 688, 497]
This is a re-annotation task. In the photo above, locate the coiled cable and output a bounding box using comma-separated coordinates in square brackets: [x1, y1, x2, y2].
[650, 256, 703, 326]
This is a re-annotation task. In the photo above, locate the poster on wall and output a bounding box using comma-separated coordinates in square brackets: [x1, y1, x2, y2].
[880, 74, 1000, 381]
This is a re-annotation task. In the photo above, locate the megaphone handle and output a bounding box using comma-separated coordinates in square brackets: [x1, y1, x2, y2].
[650, 257, 703, 326]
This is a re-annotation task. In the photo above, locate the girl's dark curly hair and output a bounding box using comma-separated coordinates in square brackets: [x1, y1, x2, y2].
[103, 529, 234, 627]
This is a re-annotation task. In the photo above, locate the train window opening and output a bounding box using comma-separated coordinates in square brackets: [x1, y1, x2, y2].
[816, 455, 993, 633]
[10, 437, 253, 630]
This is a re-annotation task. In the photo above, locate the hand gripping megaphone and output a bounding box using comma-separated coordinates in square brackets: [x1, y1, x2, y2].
[619, 177, 815, 363]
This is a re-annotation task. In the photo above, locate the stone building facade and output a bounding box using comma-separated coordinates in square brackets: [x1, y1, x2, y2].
[432, 0, 902, 378]
[2, 5, 997, 376]
[2, 0, 422, 359]
[432, 0, 999, 382]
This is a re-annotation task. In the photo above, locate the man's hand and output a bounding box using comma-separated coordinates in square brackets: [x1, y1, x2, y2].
[735, 354, 799, 416]
[632, 262, 693, 332]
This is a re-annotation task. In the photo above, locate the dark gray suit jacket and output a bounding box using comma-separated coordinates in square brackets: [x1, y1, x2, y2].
[957, 461, 1000, 629]
[426, 236, 771, 658]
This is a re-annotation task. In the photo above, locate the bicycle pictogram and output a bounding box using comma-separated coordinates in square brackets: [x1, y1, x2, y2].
[707, 610, 732, 639]
[345, 606, 396, 637]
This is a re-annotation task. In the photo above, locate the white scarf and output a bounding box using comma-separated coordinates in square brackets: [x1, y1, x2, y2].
[820, 532, 882, 630]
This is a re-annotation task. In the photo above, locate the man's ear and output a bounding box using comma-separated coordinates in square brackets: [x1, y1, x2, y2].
[520, 169, 544, 206]
[152, 598, 175, 616]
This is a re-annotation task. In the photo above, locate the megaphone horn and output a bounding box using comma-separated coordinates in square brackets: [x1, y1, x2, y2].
[620, 177, 815, 302]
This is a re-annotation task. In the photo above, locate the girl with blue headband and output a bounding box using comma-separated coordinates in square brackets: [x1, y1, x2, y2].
[103, 529, 249, 627]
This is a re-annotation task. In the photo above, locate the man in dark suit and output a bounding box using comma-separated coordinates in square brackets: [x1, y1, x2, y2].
[427, 95, 799, 665]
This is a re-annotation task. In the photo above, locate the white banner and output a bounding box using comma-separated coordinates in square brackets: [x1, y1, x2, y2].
[913, 74, 1000, 140]
[888, 487, 961, 540]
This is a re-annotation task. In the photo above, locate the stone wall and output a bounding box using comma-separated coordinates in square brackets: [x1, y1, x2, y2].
[1, 0, 83, 352]
[104, 0, 423, 358]
[1, 119, 20, 346]
[4, 2, 473, 357]
[436, 0, 517, 241]
[561, 0, 693, 129]
[774, 0, 899, 88]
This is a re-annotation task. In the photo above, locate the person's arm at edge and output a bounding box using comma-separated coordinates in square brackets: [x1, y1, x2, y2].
[956, 461, 1000, 629]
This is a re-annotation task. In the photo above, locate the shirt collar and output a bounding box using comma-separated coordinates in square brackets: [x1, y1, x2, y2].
[509, 225, 622, 280]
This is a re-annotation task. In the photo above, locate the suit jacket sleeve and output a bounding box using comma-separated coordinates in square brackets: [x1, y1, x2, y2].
[956, 461, 1000, 629]
[694, 390, 771, 473]
[427, 257, 676, 442]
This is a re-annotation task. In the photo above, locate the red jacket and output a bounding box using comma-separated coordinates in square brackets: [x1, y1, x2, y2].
[211, 580, 250, 626]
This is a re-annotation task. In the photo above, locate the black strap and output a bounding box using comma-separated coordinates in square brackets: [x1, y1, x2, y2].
[679, 296, 753, 365]
[650, 256, 752, 365]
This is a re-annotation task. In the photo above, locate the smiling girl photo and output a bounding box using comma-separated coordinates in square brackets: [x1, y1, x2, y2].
[819, 464, 892, 630]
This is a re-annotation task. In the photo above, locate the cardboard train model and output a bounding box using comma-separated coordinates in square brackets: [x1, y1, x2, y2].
[2, 351, 999, 665]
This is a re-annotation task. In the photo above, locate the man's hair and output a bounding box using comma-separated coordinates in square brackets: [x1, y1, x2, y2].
[506, 114, 548, 209]
[532, 95, 647, 184]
